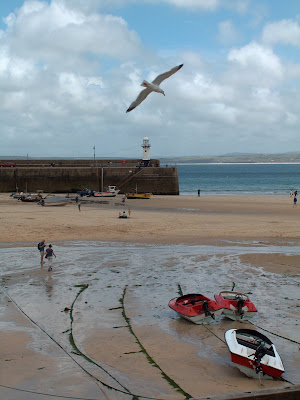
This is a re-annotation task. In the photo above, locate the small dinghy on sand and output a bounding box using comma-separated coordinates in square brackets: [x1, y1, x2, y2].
[225, 329, 284, 379]
[214, 291, 257, 321]
[38, 196, 72, 206]
[168, 293, 223, 324]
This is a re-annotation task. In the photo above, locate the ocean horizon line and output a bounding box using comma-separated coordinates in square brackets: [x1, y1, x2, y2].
[166, 162, 300, 166]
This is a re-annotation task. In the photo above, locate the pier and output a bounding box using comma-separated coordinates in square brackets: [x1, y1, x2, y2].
[0, 158, 179, 194]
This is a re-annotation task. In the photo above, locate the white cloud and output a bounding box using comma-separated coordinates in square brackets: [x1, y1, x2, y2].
[178, 72, 233, 104]
[0, 1, 299, 157]
[161, 0, 219, 11]
[58, 0, 249, 13]
[179, 51, 206, 69]
[4, 0, 142, 71]
[285, 111, 298, 126]
[218, 20, 240, 44]
[262, 19, 300, 47]
[0, 45, 36, 88]
[227, 42, 283, 84]
[250, 87, 282, 110]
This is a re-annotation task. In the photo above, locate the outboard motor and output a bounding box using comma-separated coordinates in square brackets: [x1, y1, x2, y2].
[202, 300, 215, 319]
[254, 343, 268, 373]
[236, 297, 245, 318]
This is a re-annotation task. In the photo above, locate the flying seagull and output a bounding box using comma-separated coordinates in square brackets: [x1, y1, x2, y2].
[126, 64, 183, 113]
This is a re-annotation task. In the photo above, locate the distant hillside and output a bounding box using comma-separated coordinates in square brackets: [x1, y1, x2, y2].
[160, 153, 300, 164]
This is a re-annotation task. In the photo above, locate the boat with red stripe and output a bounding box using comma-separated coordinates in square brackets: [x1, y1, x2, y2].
[225, 328, 284, 379]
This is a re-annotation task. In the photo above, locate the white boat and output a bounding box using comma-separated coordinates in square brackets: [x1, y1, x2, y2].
[94, 186, 120, 197]
[38, 196, 72, 206]
[225, 328, 284, 379]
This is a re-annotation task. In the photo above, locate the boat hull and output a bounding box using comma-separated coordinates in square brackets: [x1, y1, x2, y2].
[169, 293, 223, 325]
[225, 329, 284, 379]
[21, 196, 42, 202]
[222, 309, 257, 321]
[41, 201, 70, 206]
[174, 307, 223, 324]
[38, 196, 72, 206]
[125, 193, 152, 199]
[230, 352, 281, 379]
[94, 192, 116, 197]
[94, 186, 119, 197]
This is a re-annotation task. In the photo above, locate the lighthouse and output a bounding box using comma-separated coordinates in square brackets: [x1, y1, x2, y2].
[142, 136, 151, 166]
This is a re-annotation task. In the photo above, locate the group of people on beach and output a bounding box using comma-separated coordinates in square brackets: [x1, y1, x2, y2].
[290, 189, 298, 207]
[37, 240, 56, 271]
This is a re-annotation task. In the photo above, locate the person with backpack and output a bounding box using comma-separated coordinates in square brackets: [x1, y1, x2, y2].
[38, 239, 46, 264]
[45, 244, 56, 271]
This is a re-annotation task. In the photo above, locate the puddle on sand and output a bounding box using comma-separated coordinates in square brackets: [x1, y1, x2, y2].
[0, 241, 299, 399]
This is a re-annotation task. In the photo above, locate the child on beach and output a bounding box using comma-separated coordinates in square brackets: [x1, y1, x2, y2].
[78, 200, 81, 211]
[38, 239, 46, 264]
[45, 244, 56, 271]
[293, 196, 297, 207]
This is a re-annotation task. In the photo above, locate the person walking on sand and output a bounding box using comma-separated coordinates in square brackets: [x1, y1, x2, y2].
[38, 239, 46, 264]
[78, 200, 81, 211]
[45, 244, 56, 271]
[128, 208, 131, 218]
[290, 189, 294, 197]
[293, 196, 297, 208]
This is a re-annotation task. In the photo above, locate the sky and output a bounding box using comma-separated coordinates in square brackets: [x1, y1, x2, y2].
[0, 0, 299, 158]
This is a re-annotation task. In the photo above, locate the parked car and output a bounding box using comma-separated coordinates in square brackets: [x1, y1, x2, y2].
[0, 162, 16, 167]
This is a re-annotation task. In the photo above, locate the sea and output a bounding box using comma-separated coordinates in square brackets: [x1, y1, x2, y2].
[167, 163, 300, 196]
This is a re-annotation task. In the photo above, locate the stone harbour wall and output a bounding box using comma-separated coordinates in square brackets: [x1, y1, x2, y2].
[0, 164, 179, 195]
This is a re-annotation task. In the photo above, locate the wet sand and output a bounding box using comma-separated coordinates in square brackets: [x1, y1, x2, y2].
[0, 194, 299, 399]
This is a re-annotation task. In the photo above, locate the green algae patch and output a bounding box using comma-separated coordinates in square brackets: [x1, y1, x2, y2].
[120, 285, 192, 399]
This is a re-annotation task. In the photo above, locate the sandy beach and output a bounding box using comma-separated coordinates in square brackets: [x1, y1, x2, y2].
[0, 193, 299, 246]
[0, 193, 299, 400]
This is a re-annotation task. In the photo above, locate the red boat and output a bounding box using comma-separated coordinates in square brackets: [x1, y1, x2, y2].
[20, 194, 43, 202]
[169, 293, 223, 324]
[214, 291, 257, 321]
[225, 329, 284, 379]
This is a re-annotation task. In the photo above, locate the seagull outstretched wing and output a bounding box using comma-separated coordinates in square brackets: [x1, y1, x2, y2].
[126, 88, 152, 113]
[152, 64, 183, 86]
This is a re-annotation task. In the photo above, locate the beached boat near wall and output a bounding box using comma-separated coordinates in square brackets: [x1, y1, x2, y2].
[94, 186, 120, 197]
[125, 192, 152, 199]
[10, 192, 26, 199]
[169, 293, 223, 324]
[38, 196, 72, 206]
[20, 194, 43, 202]
[225, 328, 284, 379]
[214, 291, 257, 321]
